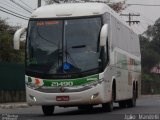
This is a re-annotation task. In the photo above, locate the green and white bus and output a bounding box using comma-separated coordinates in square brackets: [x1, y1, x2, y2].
[13, 3, 141, 115]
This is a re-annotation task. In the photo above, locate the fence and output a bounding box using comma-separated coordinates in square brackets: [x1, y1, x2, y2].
[0, 63, 25, 103]
[141, 79, 160, 95]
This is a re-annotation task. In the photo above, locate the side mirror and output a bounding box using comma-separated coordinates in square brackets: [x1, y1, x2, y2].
[100, 24, 108, 47]
[13, 28, 26, 50]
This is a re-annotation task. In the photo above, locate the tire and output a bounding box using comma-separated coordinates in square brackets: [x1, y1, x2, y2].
[127, 89, 136, 108]
[42, 105, 55, 116]
[119, 101, 127, 108]
[102, 101, 113, 112]
[102, 87, 114, 112]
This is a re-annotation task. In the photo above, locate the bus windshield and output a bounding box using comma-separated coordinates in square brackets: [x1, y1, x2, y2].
[26, 17, 102, 78]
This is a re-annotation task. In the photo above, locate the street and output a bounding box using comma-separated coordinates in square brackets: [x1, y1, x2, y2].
[0, 95, 160, 120]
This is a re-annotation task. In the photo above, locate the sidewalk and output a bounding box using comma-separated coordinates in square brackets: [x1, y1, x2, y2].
[0, 102, 28, 109]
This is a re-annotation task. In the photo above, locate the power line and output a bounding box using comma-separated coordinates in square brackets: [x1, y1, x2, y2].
[125, 8, 155, 23]
[16, 0, 33, 12]
[120, 13, 140, 26]
[132, 25, 142, 34]
[0, 6, 29, 19]
[0, 1, 30, 16]
[125, 9, 152, 24]
[140, 15, 154, 24]
[140, 23, 148, 31]
[124, 9, 154, 26]
[127, 4, 160, 7]
[140, 17, 154, 26]
[19, 0, 34, 11]
[10, 0, 32, 13]
[3, 0, 31, 15]
[0, 8, 28, 20]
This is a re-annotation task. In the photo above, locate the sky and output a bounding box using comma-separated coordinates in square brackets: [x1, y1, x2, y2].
[122, 0, 160, 34]
[0, 0, 160, 34]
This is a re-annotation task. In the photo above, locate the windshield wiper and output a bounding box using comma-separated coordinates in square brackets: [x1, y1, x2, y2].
[64, 50, 81, 73]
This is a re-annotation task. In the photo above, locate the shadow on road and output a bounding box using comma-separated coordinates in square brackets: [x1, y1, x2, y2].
[53, 106, 122, 116]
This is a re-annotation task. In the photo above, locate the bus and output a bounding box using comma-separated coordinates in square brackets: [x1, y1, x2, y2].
[13, 3, 141, 115]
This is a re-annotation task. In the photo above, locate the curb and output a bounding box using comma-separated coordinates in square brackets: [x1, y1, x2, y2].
[0, 103, 28, 109]
[140, 94, 160, 98]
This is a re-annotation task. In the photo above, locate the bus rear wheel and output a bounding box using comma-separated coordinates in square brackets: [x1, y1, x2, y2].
[127, 89, 136, 108]
[42, 105, 55, 116]
[119, 101, 127, 108]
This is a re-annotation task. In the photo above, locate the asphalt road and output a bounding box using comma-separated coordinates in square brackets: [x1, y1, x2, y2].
[0, 95, 160, 120]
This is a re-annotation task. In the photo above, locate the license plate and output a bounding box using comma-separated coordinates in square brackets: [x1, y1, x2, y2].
[56, 96, 69, 101]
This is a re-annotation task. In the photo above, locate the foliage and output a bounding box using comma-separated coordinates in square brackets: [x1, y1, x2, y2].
[140, 18, 160, 72]
[140, 17, 160, 94]
[108, 1, 126, 13]
[0, 18, 24, 63]
[0, 18, 20, 34]
[141, 48, 160, 72]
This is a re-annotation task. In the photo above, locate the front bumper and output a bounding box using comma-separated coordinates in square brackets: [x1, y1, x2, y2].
[26, 83, 107, 106]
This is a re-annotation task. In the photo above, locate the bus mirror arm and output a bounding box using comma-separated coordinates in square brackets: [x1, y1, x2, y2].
[13, 27, 27, 50]
[100, 24, 108, 47]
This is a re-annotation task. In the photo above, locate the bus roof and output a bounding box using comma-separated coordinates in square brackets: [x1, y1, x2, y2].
[31, 3, 113, 18]
[31, 3, 137, 38]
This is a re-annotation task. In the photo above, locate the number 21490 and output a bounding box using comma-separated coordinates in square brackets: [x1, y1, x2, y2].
[51, 82, 73, 87]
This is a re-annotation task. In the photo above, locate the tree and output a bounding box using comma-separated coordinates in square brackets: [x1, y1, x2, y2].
[139, 18, 160, 94]
[0, 19, 17, 34]
[0, 18, 24, 63]
[149, 19, 160, 53]
[44, 0, 126, 13]
[140, 17, 160, 69]
[108, 1, 126, 13]
[141, 48, 160, 72]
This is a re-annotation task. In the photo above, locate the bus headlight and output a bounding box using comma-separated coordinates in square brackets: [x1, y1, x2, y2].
[29, 95, 37, 101]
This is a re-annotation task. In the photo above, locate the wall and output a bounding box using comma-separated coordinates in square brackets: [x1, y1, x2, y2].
[0, 63, 25, 103]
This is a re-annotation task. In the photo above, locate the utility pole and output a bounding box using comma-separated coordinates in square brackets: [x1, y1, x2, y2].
[38, 0, 41, 8]
[120, 13, 140, 26]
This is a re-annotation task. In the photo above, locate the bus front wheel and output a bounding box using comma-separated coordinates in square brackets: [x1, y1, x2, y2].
[42, 105, 55, 116]
[102, 86, 115, 112]
[102, 101, 113, 112]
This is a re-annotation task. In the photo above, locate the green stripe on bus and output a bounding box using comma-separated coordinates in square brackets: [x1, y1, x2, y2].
[43, 74, 99, 87]
[28, 74, 99, 87]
